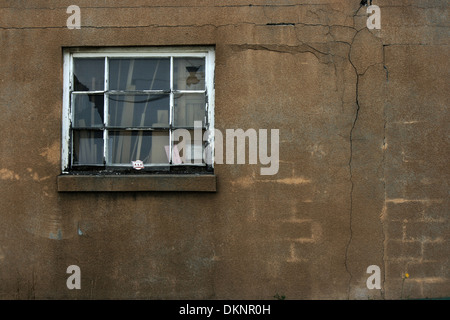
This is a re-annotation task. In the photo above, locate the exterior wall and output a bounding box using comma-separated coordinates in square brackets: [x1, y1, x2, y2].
[0, 0, 448, 299]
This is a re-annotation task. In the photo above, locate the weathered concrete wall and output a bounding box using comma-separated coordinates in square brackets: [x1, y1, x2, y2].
[0, 0, 448, 299]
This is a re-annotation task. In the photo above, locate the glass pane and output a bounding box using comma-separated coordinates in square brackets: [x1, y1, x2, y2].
[172, 129, 206, 164]
[174, 93, 206, 127]
[109, 58, 170, 91]
[108, 94, 169, 128]
[72, 130, 104, 165]
[73, 94, 104, 128]
[173, 58, 205, 90]
[108, 131, 170, 165]
[73, 58, 104, 91]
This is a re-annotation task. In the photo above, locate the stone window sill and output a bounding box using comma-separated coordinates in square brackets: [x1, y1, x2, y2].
[57, 174, 217, 192]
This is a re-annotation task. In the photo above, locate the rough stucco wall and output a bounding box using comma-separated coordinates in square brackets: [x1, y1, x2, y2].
[0, 0, 448, 299]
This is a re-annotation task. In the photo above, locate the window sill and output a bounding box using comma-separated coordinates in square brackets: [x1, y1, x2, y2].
[57, 174, 216, 192]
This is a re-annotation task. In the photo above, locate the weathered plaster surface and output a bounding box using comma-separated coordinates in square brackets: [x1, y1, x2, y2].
[0, 0, 448, 299]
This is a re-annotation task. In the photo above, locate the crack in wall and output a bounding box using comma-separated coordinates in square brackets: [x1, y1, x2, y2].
[228, 43, 331, 64]
[377, 110, 388, 299]
[0, 22, 352, 31]
[381, 121, 387, 299]
[0, 4, 338, 10]
[0, 22, 358, 31]
[380, 44, 389, 299]
[344, 25, 363, 299]
[383, 44, 390, 82]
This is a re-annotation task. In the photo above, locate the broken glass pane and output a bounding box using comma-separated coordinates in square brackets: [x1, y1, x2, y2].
[108, 131, 170, 165]
[72, 94, 104, 128]
[173, 93, 206, 127]
[73, 58, 105, 91]
[108, 94, 170, 128]
[72, 130, 104, 165]
[109, 58, 170, 91]
[173, 57, 205, 91]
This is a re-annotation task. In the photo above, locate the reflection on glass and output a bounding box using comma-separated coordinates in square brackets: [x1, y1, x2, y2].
[72, 130, 104, 165]
[174, 93, 205, 127]
[173, 58, 205, 90]
[108, 94, 169, 128]
[173, 129, 206, 164]
[73, 94, 104, 127]
[108, 131, 169, 165]
[109, 58, 170, 91]
[73, 58, 104, 91]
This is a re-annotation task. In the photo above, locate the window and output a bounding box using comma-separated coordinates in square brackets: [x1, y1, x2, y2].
[62, 47, 215, 175]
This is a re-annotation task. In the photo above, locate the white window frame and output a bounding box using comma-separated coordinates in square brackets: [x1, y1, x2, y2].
[61, 47, 215, 173]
